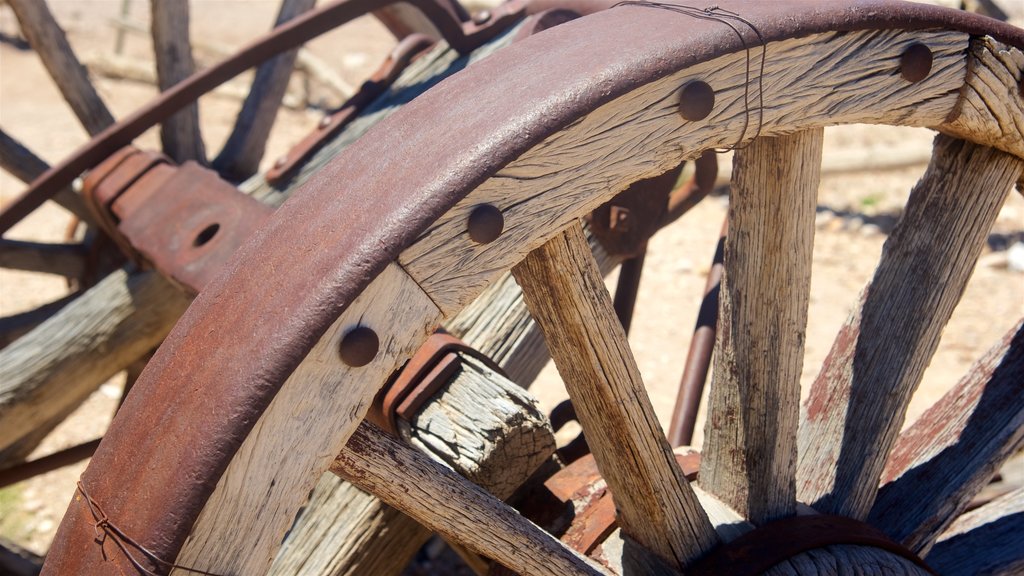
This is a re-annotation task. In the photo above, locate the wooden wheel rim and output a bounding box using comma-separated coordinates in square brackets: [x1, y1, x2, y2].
[43, 1, 1024, 574]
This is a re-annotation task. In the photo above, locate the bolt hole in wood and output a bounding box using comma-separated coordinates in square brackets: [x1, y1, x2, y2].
[679, 80, 715, 121]
[900, 43, 933, 82]
[339, 326, 380, 367]
[193, 223, 220, 248]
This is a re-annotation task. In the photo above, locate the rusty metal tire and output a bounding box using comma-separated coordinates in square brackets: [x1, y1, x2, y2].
[39, 1, 1024, 574]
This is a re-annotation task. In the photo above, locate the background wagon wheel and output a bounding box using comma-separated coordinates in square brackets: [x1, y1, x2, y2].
[36, 1, 1024, 575]
[0, 0, 453, 477]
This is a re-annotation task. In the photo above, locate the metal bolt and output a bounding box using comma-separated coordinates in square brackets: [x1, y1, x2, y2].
[339, 326, 379, 367]
[467, 204, 504, 244]
[473, 10, 491, 24]
[678, 81, 715, 121]
[274, 155, 289, 169]
[900, 43, 932, 83]
[319, 115, 333, 129]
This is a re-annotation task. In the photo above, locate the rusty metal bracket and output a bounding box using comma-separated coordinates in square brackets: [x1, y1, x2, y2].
[367, 332, 507, 435]
[82, 147, 273, 295]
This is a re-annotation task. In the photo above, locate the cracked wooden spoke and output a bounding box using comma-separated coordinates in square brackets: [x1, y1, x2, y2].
[512, 221, 718, 569]
[870, 319, 1024, 554]
[0, 129, 90, 222]
[701, 129, 822, 524]
[333, 421, 602, 576]
[798, 135, 1024, 519]
[151, 0, 205, 163]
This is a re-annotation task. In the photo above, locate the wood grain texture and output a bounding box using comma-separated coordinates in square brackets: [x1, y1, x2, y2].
[700, 129, 822, 524]
[0, 239, 85, 279]
[212, 0, 317, 180]
[175, 264, 442, 576]
[0, 129, 89, 221]
[513, 222, 718, 569]
[869, 319, 1024, 554]
[333, 422, 603, 576]
[797, 135, 1023, 519]
[941, 36, 1024, 159]
[0, 268, 189, 464]
[400, 29, 969, 316]
[925, 488, 1024, 576]
[150, 0, 205, 163]
[270, 353, 555, 575]
[7, 0, 114, 136]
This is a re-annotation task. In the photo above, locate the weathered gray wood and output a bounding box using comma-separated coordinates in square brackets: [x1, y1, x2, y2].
[213, 0, 316, 180]
[7, 0, 114, 136]
[925, 488, 1024, 576]
[0, 239, 86, 278]
[150, 0, 205, 163]
[513, 222, 718, 569]
[0, 293, 77, 350]
[797, 135, 1023, 519]
[0, 268, 189, 464]
[700, 129, 821, 524]
[869, 319, 1024, 554]
[270, 354, 556, 575]
[941, 37, 1024, 159]
[0, 128, 90, 221]
[333, 421, 602, 576]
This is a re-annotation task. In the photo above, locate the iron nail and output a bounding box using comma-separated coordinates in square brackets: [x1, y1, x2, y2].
[900, 43, 932, 83]
[679, 81, 714, 121]
[467, 204, 504, 244]
[339, 326, 379, 367]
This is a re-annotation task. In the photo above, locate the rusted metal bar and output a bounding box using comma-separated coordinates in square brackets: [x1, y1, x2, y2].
[668, 218, 727, 447]
[612, 250, 646, 335]
[0, 439, 100, 489]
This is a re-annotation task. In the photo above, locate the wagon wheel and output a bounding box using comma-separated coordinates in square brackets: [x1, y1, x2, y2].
[37, 1, 1024, 574]
[0, 0, 483, 470]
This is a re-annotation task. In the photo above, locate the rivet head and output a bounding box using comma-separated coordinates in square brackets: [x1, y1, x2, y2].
[678, 80, 715, 121]
[274, 155, 289, 168]
[339, 326, 379, 367]
[319, 115, 333, 129]
[473, 10, 491, 24]
[900, 43, 932, 83]
[467, 204, 504, 244]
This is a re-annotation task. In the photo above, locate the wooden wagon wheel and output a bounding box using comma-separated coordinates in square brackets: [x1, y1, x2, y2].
[29, 0, 1024, 574]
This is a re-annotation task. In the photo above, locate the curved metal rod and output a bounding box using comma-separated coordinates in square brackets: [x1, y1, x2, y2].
[0, 0, 525, 236]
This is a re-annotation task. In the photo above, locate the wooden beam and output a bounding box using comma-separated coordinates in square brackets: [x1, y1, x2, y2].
[797, 135, 1023, 519]
[0, 239, 86, 279]
[333, 421, 602, 576]
[150, 0, 205, 163]
[7, 0, 114, 136]
[700, 129, 821, 524]
[925, 488, 1024, 576]
[513, 222, 718, 569]
[213, 0, 316, 180]
[869, 319, 1024, 554]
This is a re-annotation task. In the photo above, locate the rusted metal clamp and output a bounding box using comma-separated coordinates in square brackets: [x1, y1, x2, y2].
[81, 147, 273, 294]
[368, 332, 507, 435]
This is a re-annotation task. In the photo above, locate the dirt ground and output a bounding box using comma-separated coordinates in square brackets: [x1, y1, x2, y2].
[1, 0, 1022, 563]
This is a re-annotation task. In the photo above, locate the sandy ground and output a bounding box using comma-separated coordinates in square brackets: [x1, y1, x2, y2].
[1, 0, 1022, 562]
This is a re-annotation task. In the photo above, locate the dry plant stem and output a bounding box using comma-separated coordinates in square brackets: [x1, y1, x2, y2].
[150, 0, 205, 163]
[333, 421, 602, 576]
[213, 0, 316, 180]
[700, 129, 822, 524]
[513, 222, 718, 569]
[870, 319, 1024, 554]
[6, 0, 114, 136]
[797, 135, 1023, 519]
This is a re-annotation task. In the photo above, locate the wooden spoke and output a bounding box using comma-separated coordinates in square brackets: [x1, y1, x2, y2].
[797, 135, 1024, 519]
[150, 0, 205, 163]
[0, 128, 90, 221]
[700, 129, 822, 524]
[213, 0, 316, 180]
[512, 221, 718, 569]
[0, 268, 188, 464]
[6, 0, 114, 136]
[0, 293, 77, 350]
[333, 421, 602, 576]
[869, 319, 1024, 554]
[0, 239, 86, 278]
[925, 487, 1023, 576]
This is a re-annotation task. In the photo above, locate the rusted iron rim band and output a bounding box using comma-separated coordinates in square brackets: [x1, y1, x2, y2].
[688, 514, 937, 575]
[0, 0, 525, 236]
[42, 2, 1024, 574]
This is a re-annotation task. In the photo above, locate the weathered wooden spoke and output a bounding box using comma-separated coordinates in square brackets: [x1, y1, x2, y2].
[700, 129, 822, 524]
[924, 487, 1024, 576]
[513, 222, 718, 569]
[797, 134, 1024, 519]
[150, 0, 205, 163]
[0, 239, 87, 278]
[0, 129, 90, 221]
